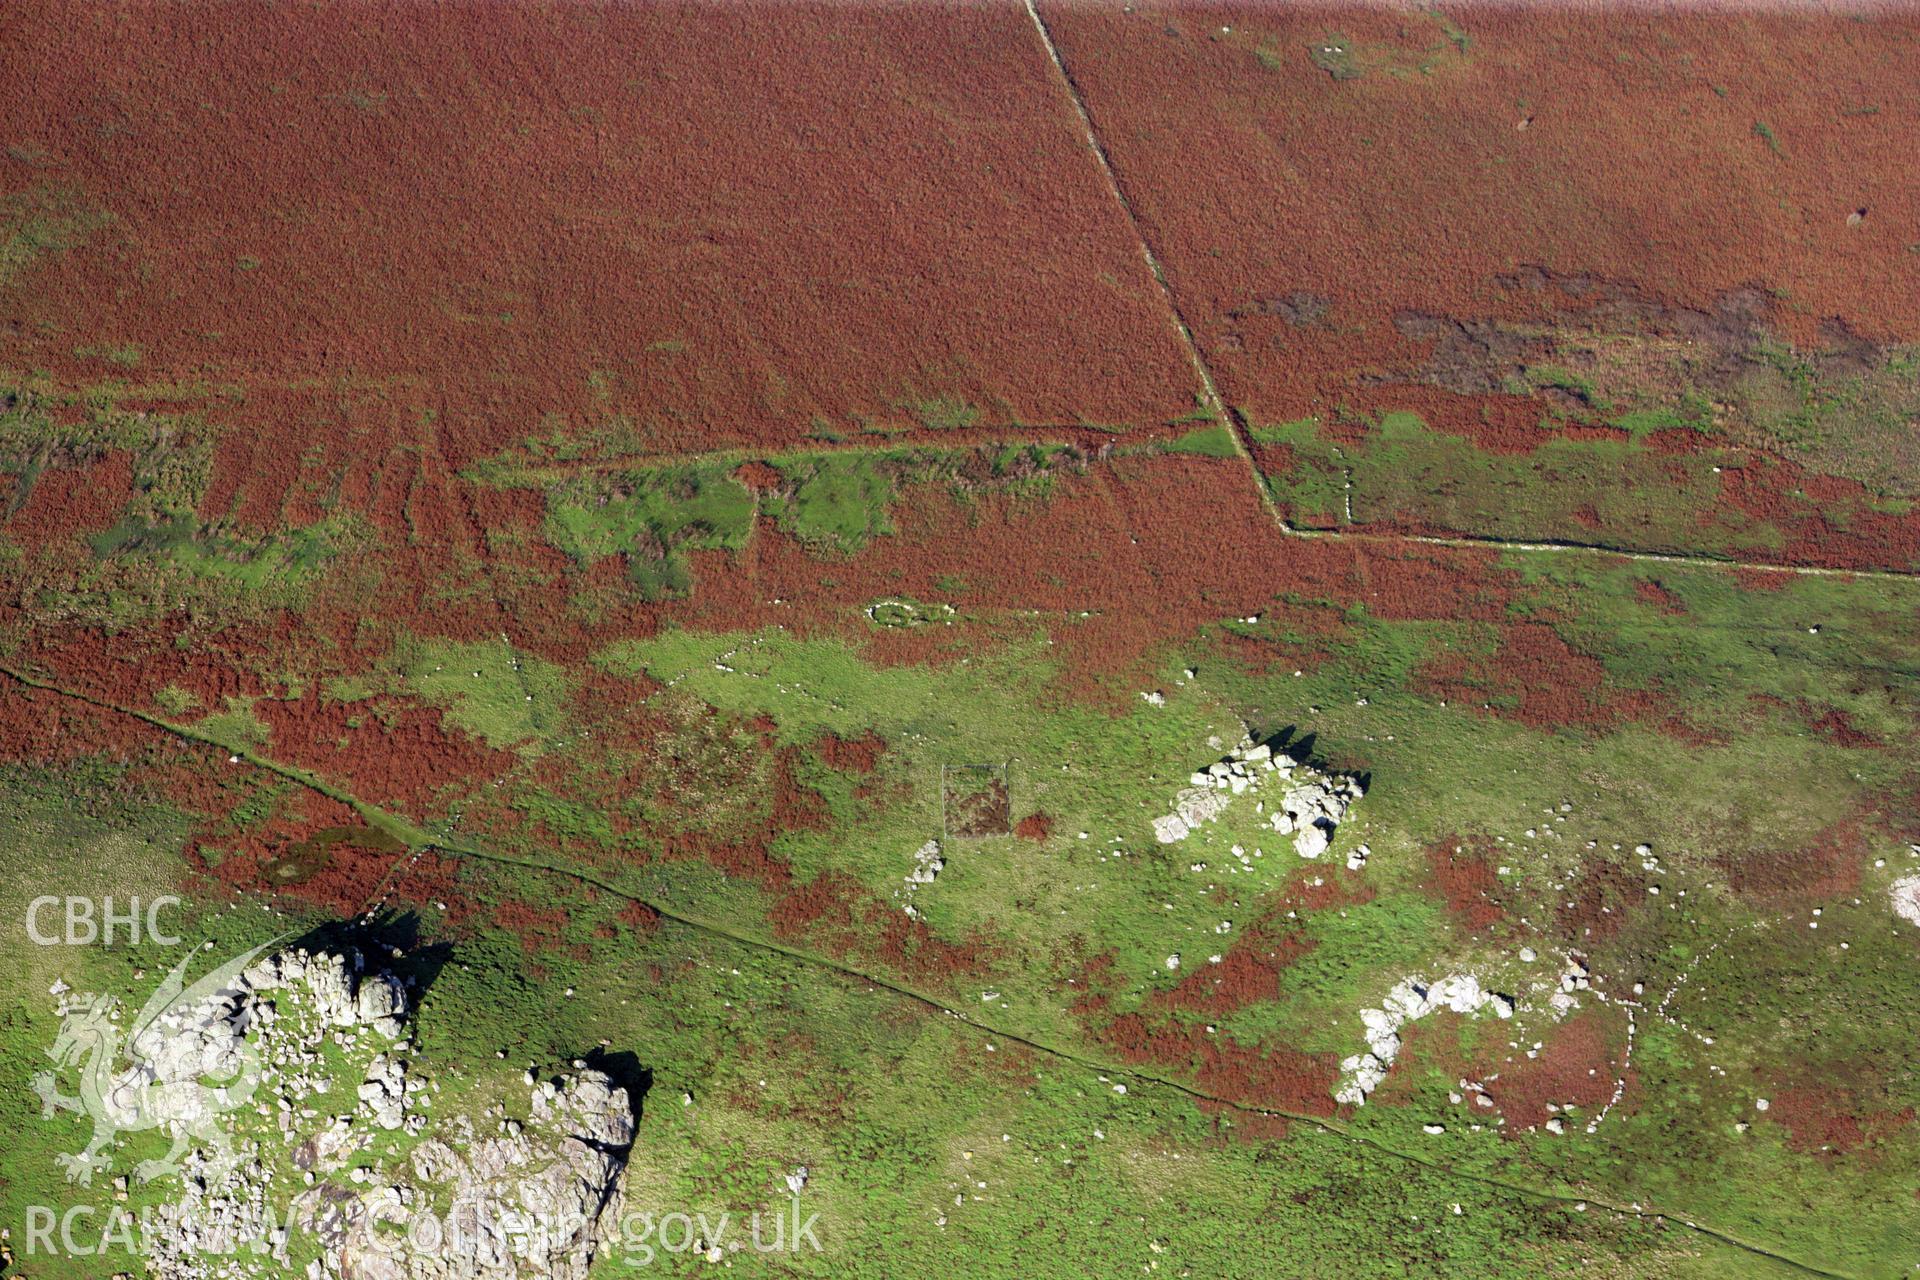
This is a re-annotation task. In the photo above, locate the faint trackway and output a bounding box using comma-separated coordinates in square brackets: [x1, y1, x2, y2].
[0, 661, 1860, 1280]
[1016, 0, 1920, 592]
[490, 427, 1920, 584]
[469, 421, 1173, 482]
[497, 431, 1920, 584]
[1017, 1, 1238, 462]
[1280, 521, 1920, 584]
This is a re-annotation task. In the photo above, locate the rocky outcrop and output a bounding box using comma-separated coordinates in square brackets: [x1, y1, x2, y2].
[356, 1054, 410, 1131]
[134, 943, 634, 1280]
[1269, 776, 1364, 860]
[1152, 734, 1366, 860]
[246, 948, 409, 1039]
[316, 1068, 635, 1280]
[1335, 975, 1513, 1107]
[898, 840, 945, 918]
[1892, 874, 1920, 928]
[127, 945, 418, 1280]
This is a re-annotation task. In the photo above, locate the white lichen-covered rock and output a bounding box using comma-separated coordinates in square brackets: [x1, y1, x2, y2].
[355, 972, 409, 1037]
[1335, 1053, 1388, 1106]
[127, 986, 254, 1090]
[118, 943, 435, 1280]
[1430, 974, 1488, 1014]
[295, 1068, 635, 1280]
[1175, 788, 1233, 830]
[246, 947, 410, 1038]
[1151, 732, 1364, 848]
[1334, 974, 1512, 1106]
[1891, 875, 1920, 928]
[1276, 775, 1365, 858]
[899, 840, 947, 917]
[904, 840, 945, 886]
[357, 1055, 408, 1130]
[1152, 814, 1192, 844]
[293, 1119, 358, 1175]
[1548, 955, 1591, 1017]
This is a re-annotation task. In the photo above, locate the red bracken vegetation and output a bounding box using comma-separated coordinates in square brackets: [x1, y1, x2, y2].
[1768, 1087, 1916, 1162]
[1040, 2, 1920, 416]
[0, 678, 177, 766]
[213, 832, 393, 920]
[5, 452, 132, 551]
[1415, 622, 1669, 733]
[769, 746, 829, 833]
[1722, 820, 1868, 907]
[1033, 3, 1920, 570]
[1424, 835, 1512, 935]
[379, 849, 480, 931]
[1797, 700, 1885, 750]
[255, 693, 519, 816]
[817, 730, 886, 775]
[1101, 1012, 1338, 1118]
[7, 12, 1916, 1145]
[0, 2, 1196, 456]
[1147, 878, 1370, 1019]
[1634, 581, 1688, 615]
[183, 785, 407, 918]
[1478, 1011, 1630, 1133]
[615, 898, 661, 940]
[1554, 857, 1649, 946]
[1014, 812, 1054, 841]
[1712, 458, 1920, 572]
[1151, 934, 1314, 1019]
[767, 869, 991, 989]
[666, 452, 1530, 708]
[1066, 923, 1342, 1117]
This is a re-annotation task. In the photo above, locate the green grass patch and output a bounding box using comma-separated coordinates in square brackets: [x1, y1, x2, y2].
[89, 511, 361, 593]
[1306, 33, 1364, 80]
[544, 465, 753, 562]
[1160, 424, 1240, 459]
[908, 396, 979, 432]
[772, 454, 895, 553]
[1257, 410, 1773, 554]
[0, 186, 110, 287]
[397, 636, 569, 752]
[543, 463, 753, 599]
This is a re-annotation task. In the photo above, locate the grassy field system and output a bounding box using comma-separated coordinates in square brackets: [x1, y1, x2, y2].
[0, 758, 1859, 1280]
[1254, 408, 1920, 571]
[36, 534, 1890, 1271]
